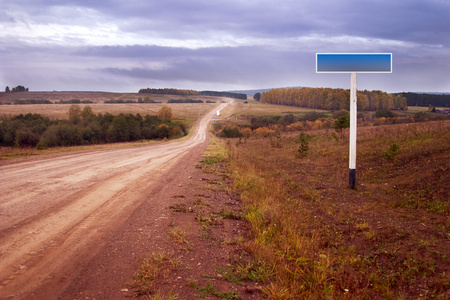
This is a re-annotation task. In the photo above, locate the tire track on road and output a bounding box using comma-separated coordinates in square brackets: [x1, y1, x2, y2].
[0, 103, 227, 298]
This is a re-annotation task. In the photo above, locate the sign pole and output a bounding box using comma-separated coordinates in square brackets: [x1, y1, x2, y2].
[349, 72, 357, 188]
[316, 53, 392, 189]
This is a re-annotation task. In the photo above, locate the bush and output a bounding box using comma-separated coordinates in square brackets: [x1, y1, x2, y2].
[43, 123, 83, 147]
[219, 126, 243, 138]
[375, 109, 396, 118]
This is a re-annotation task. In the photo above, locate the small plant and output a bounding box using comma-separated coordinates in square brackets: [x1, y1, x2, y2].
[215, 209, 241, 220]
[169, 203, 187, 212]
[189, 280, 240, 299]
[296, 132, 310, 158]
[168, 226, 188, 244]
[149, 290, 179, 300]
[383, 142, 401, 162]
[129, 252, 178, 296]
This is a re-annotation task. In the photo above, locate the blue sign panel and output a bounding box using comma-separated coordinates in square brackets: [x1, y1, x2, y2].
[316, 53, 392, 73]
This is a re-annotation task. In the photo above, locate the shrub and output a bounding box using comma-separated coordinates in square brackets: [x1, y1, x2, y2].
[219, 126, 243, 138]
[375, 109, 396, 118]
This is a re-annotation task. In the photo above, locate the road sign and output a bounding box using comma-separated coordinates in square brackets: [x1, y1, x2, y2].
[316, 53, 392, 188]
[316, 53, 392, 73]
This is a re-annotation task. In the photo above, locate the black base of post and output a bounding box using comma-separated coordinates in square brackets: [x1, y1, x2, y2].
[349, 169, 356, 189]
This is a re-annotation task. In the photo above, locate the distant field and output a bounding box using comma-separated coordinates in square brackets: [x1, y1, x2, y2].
[0, 91, 221, 104]
[0, 91, 225, 120]
[0, 103, 220, 121]
[218, 99, 327, 122]
[0, 92, 327, 121]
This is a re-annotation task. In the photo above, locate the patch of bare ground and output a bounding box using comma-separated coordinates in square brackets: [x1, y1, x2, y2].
[56, 141, 260, 300]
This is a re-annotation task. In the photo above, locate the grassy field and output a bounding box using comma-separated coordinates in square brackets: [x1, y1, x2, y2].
[0, 102, 219, 121]
[217, 99, 326, 123]
[206, 120, 449, 299]
[0, 91, 221, 104]
[0, 91, 226, 121]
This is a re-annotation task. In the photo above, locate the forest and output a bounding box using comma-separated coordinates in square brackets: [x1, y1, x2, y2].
[0, 105, 186, 148]
[137, 87, 247, 100]
[260, 88, 408, 111]
[198, 91, 247, 99]
[394, 92, 450, 107]
[138, 88, 198, 95]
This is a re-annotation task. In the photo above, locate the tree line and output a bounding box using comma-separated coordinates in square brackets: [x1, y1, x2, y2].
[198, 91, 247, 100]
[260, 88, 407, 111]
[0, 105, 186, 148]
[393, 92, 450, 108]
[138, 88, 198, 95]
[138, 87, 247, 100]
[5, 85, 29, 93]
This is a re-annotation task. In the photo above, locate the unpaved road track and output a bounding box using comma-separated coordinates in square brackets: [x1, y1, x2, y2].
[0, 103, 227, 299]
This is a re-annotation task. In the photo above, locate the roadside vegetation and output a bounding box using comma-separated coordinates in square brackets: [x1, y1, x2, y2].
[212, 116, 449, 298]
[0, 105, 186, 150]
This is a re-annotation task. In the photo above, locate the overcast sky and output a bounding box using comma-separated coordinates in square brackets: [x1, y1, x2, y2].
[1, 0, 449, 93]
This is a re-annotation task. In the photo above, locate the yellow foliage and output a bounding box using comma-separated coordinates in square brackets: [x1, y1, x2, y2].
[240, 127, 253, 138]
[157, 105, 173, 121]
[254, 127, 275, 137]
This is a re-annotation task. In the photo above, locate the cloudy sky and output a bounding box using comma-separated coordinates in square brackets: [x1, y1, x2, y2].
[1, 0, 449, 93]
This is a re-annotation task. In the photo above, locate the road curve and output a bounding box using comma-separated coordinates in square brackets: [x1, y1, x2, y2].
[0, 102, 227, 298]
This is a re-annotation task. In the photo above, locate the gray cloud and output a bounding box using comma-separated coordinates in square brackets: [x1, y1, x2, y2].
[1, 0, 449, 92]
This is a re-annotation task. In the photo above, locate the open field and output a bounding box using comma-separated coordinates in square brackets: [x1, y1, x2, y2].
[0, 91, 223, 104]
[0, 102, 219, 121]
[212, 120, 450, 298]
[218, 99, 326, 122]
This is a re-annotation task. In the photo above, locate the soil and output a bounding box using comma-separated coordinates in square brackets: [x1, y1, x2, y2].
[0, 103, 260, 299]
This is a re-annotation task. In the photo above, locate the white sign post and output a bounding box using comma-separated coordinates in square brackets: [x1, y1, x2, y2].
[316, 53, 392, 188]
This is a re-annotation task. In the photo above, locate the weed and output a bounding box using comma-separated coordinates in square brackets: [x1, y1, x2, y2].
[168, 226, 188, 244]
[215, 209, 241, 220]
[169, 203, 187, 212]
[189, 280, 240, 299]
[129, 252, 179, 296]
[149, 290, 179, 300]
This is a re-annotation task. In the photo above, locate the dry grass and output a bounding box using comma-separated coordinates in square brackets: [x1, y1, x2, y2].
[223, 120, 450, 299]
[128, 252, 179, 297]
[0, 92, 223, 160]
[0, 103, 219, 121]
[0, 140, 161, 161]
[217, 99, 326, 124]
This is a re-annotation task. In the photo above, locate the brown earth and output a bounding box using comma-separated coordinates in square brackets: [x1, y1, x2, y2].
[0, 102, 260, 299]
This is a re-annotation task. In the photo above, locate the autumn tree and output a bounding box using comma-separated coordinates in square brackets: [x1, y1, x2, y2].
[68, 104, 82, 124]
[157, 105, 173, 121]
[81, 106, 96, 123]
[393, 94, 408, 110]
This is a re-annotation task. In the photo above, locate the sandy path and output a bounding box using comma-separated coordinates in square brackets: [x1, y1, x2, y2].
[0, 103, 226, 298]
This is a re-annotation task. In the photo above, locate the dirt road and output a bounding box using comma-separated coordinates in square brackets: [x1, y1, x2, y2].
[0, 103, 227, 299]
